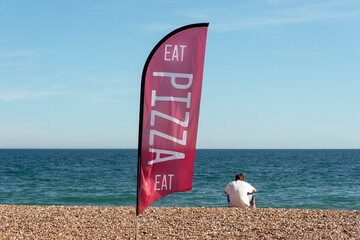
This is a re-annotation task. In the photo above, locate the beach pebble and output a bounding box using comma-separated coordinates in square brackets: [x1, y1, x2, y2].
[0, 205, 358, 239]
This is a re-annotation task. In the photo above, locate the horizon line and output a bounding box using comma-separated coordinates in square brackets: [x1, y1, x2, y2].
[0, 148, 359, 150]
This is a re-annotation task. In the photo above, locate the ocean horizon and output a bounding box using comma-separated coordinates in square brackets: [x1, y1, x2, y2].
[0, 149, 359, 210]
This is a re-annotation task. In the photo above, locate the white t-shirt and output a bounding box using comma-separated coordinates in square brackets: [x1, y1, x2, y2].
[224, 180, 255, 208]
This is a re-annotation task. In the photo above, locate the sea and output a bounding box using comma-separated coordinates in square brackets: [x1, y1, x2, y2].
[0, 149, 359, 210]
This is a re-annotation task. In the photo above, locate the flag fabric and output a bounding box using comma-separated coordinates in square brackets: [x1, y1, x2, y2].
[137, 23, 208, 215]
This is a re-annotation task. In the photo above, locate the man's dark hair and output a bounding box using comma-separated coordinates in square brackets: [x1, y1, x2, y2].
[235, 173, 245, 181]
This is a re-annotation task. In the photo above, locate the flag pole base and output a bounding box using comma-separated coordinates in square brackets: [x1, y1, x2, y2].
[135, 215, 139, 240]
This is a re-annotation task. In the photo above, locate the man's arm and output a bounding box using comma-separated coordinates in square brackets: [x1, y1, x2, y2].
[252, 188, 256, 193]
[224, 184, 229, 194]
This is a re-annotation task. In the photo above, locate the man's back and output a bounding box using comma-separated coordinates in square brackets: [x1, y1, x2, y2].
[225, 180, 255, 208]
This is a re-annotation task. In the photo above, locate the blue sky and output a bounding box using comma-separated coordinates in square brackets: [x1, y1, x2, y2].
[0, 0, 359, 149]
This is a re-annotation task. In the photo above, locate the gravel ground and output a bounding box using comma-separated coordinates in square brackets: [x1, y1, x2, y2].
[0, 205, 359, 239]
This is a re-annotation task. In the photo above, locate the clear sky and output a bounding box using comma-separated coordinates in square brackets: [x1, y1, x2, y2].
[1, 0, 359, 149]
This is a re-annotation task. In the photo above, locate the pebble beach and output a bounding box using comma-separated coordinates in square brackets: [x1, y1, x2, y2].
[0, 205, 359, 239]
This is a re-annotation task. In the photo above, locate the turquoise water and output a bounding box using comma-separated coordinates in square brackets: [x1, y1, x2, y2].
[0, 149, 359, 210]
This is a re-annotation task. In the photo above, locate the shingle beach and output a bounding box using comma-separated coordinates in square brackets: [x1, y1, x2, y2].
[0, 205, 358, 239]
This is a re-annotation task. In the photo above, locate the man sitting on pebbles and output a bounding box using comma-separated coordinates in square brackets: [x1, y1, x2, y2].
[224, 173, 256, 209]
